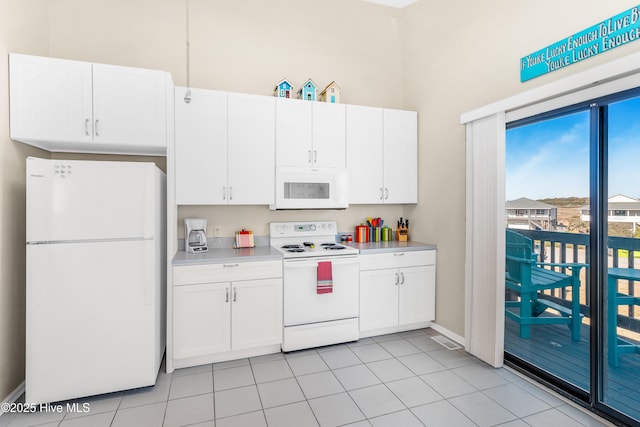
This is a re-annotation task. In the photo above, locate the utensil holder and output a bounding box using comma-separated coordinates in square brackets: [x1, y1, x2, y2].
[355, 225, 369, 243]
[396, 226, 408, 242]
[371, 227, 381, 242]
[381, 227, 392, 241]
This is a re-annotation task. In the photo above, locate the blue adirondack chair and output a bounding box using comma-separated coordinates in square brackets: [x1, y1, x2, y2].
[505, 229, 586, 341]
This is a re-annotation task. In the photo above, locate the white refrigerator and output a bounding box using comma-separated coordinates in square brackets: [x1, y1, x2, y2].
[25, 157, 166, 404]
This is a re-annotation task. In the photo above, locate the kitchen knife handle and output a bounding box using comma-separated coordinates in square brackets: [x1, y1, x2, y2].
[225, 288, 229, 303]
[94, 119, 100, 136]
[84, 118, 91, 136]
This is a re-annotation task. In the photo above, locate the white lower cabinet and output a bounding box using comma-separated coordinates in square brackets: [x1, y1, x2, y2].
[173, 282, 231, 359]
[231, 278, 283, 350]
[172, 261, 282, 367]
[359, 250, 436, 335]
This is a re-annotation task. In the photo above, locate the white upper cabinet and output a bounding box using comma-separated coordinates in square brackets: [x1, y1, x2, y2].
[276, 98, 345, 168]
[174, 88, 228, 205]
[347, 105, 417, 204]
[92, 64, 167, 149]
[346, 105, 384, 203]
[174, 88, 275, 205]
[312, 102, 346, 168]
[275, 98, 312, 167]
[227, 93, 275, 205]
[9, 53, 168, 156]
[384, 108, 418, 204]
[10, 54, 93, 144]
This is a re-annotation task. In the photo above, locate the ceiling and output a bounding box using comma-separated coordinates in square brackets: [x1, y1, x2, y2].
[362, 0, 418, 8]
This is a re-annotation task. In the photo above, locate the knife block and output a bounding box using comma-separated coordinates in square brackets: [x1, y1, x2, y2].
[396, 226, 408, 242]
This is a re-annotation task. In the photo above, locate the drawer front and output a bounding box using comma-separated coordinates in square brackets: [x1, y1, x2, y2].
[174, 260, 282, 285]
[359, 250, 435, 271]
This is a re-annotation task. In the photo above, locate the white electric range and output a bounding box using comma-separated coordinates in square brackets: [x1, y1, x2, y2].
[270, 221, 360, 352]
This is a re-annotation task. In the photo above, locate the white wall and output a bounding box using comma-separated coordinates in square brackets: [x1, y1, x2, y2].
[0, 0, 50, 402]
[401, 0, 640, 336]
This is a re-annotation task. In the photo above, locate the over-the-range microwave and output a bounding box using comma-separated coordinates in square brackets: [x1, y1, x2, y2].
[270, 167, 349, 210]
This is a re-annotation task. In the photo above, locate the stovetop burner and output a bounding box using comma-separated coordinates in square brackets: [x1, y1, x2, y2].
[324, 246, 346, 250]
[270, 221, 359, 258]
[282, 244, 302, 249]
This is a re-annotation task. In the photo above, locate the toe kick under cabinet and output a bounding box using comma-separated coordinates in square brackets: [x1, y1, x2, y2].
[171, 260, 282, 369]
[359, 250, 436, 337]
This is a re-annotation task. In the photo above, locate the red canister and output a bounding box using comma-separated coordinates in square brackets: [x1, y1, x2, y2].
[355, 225, 369, 243]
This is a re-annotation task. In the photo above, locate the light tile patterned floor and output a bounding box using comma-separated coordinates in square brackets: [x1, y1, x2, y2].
[0, 328, 613, 427]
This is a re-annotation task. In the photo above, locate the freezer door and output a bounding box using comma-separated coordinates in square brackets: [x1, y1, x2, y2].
[26, 157, 158, 242]
[26, 239, 159, 404]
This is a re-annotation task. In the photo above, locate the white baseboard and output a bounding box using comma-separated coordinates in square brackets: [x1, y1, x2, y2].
[0, 381, 25, 418]
[430, 323, 466, 347]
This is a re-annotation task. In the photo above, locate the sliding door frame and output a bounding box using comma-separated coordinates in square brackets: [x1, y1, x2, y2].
[462, 53, 640, 427]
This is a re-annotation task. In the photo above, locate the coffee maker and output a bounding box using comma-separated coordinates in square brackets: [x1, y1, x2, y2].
[185, 218, 208, 253]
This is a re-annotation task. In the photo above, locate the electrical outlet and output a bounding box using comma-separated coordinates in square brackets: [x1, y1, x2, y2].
[214, 226, 222, 238]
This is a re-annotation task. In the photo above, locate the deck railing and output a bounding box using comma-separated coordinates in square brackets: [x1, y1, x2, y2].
[511, 229, 640, 333]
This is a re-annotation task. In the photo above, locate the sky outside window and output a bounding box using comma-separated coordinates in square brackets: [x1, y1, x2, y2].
[506, 97, 640, 201]
[506, 111, 589, 200]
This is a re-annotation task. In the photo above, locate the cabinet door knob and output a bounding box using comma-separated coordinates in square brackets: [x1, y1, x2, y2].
[379, 188, 384, 200]
[84, 119, 91, 136]
[233, 288, 237, 302]
[385, 188, 389, 200]
[222, 186, 226, 200]
[313, 150, 317, 163]
[400, 272, 405, 284]
[308, 150, 312, 164]
[395, 272, 399, 285]
[229, 187, 233, 201]
[94, 119, 100, 136]
[225, 288, 229, 303]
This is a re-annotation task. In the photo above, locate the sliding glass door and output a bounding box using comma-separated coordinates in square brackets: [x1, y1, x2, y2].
[505, 109, 591, 393]
[504, 90, 640, 425]
[602, 95, 640, 423]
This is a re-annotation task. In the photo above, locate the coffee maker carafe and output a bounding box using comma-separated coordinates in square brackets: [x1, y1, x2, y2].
[185, 218, 208, 253]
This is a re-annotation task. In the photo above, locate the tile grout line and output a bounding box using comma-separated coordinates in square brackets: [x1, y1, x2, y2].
[282, 350, 323, 427]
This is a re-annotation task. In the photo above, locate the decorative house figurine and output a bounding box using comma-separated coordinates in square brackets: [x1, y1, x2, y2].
[274, 78, 293, 98]
[297, 78, 317, 101]
[320, 81, 341, 103]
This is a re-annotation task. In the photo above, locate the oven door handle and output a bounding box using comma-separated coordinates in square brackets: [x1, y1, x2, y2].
[283, 256, 359, 268]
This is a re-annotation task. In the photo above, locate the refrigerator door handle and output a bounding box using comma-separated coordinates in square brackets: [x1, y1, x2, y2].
[143, 241, 153, 306]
